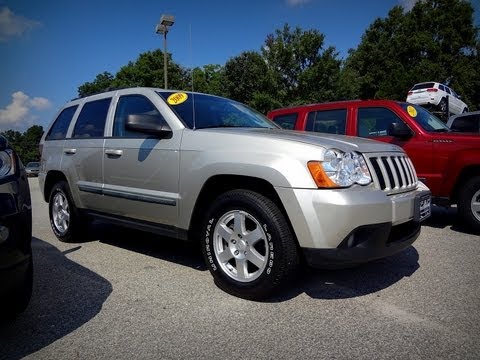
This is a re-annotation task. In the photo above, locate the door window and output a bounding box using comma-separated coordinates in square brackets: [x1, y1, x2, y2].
[357, 107, 404, 137]
[305, 109, 347, 134]
[72, 98, 111, 138]
[272, 113, 298, 130]
[113, 95, 165, 138]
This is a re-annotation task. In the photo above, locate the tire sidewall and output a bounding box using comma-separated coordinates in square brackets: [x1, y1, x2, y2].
[458, 177, 480, 233]
[48, 181, 77, 241]
[201, 191, 288, 298]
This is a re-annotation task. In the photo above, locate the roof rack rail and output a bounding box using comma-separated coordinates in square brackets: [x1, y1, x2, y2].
[70, 86, 138, 101]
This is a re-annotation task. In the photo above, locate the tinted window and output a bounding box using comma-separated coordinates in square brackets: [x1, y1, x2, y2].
[357, 107, 404, 137]
[399, 103, 449, 132]
[156, 91, 277, 130]
[439, 84, 445, 91]
[450, 114, 480, 132]
[72, 98, 111, 138]
[305, 109, 347, 134]
[445, 87, 451, 94]
[45, 105, 78, 140]
[411, 83, 435, 90]
[272, 113, 298, 130]
[113, 95, 164, 137]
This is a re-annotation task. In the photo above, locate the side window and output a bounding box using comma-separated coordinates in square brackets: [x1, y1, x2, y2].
[439, 84, 445, 91]
[451, 115, 479, 132]
[272, 113, 298, 130]
[113, 95, 164, 138]
[357, 107, 404, 137]
[305, 109, 347, 134]
[445, 87, 452, 95]
[45, 105, 78, 140]
[72, 98, 111, 138]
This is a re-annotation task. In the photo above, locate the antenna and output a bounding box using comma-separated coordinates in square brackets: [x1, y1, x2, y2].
[189, 23, 196, 130]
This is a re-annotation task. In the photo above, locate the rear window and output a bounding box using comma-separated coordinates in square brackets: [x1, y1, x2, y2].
[411, 83, 435, 90]
[305, 109, 347, 134]
[45, 105, 78, 140]
[72, 98, 112, 138]
[272, 113, 298, 130]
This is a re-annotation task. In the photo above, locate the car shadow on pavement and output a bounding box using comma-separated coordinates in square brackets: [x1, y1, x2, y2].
[92, 221, 207, 271]
[269, 246, 420, 302]
[423, 205, 478, 235]
[0, 237, 112, 360]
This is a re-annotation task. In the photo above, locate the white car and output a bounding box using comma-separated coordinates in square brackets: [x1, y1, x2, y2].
[406, 82, 468, 115]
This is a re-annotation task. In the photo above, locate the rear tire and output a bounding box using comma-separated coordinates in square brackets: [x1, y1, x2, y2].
[48, 181, 87, 242]
[458, 176, 480, 234]
[200, 190, 299, 300]
[439, 97, 447, 114]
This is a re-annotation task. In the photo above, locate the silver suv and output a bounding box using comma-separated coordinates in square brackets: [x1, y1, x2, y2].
[39, 88, 431, 299]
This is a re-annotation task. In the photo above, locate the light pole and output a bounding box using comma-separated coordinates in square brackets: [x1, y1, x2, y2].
[155, 14, 175, 89]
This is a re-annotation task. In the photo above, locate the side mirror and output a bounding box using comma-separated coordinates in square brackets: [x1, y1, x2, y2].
[126, 114, 172, 137]
[388, 122, 413, 139]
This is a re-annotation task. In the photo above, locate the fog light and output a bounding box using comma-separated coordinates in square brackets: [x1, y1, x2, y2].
[0, 225, 9, 243]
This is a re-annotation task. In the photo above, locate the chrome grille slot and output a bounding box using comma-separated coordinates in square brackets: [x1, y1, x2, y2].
[367, 154, 418, 193]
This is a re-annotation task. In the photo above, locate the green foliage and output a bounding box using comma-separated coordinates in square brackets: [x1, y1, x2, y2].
[76, 0, 480, 114]
[1, 125, 44, 163]
[344, 0, 480, 109]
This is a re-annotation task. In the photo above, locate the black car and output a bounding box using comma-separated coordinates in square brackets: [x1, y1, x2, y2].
[0, 135, 33, 319]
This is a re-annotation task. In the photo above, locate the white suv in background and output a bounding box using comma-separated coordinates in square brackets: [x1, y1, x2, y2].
[406, 82, 468, 115]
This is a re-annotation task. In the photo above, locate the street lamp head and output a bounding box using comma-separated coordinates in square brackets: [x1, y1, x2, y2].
[160, 14, 175, 27]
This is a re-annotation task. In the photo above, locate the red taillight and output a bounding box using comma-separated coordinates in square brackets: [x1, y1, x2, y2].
[427, 88, 438, 92]
[407, 91, 413, 95]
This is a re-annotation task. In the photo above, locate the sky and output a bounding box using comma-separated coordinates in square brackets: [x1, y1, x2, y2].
[1, 0, 479, 132]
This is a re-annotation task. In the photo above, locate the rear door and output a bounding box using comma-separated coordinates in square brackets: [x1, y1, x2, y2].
[102, 90, 182, 227]
[61, 96, 112, 211]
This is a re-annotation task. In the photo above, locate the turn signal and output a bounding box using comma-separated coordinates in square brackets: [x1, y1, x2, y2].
[307, 161, 338, 188]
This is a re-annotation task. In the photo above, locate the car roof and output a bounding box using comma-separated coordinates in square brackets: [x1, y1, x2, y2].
[268, 99, 405, 114]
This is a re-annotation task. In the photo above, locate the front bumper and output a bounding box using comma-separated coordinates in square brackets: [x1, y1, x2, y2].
[276, 182, 430, 268]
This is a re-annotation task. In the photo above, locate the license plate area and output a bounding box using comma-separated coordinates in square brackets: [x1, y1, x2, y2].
[414, 193, 431, 222]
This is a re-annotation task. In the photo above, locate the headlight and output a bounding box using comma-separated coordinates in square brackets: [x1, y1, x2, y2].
[0, 149, 15, 177]
[308, 149, 372, 188]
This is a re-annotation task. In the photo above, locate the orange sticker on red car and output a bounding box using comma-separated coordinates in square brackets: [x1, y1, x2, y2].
[167, 92, 188, 105]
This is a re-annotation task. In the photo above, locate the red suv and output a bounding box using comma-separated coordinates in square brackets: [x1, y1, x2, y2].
[268, 100, 480, 232]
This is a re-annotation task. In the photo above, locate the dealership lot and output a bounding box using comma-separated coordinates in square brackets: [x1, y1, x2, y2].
[1, 179, 479, 359]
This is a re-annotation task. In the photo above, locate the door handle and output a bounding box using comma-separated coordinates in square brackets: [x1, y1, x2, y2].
[64, 148, 77, 155]
[105, 149, 123, 156]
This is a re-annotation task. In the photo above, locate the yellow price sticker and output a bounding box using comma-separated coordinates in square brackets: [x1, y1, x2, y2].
[167, 92, 188, 105]
[407, 105, 417, 117]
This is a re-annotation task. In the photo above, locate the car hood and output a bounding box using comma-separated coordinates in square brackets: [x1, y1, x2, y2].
[196, 128, 404, 154]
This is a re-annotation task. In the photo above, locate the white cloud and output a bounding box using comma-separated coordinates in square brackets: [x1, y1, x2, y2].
[399, 0, 423, 11]
[286, 0, 312, 7]
[0, 91, 52, 131]
[0, 7, 40, 42]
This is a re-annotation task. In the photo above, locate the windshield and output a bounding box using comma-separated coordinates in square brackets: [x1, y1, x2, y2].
[156, 91, 278, 130]
[400, 103, 450, 132]
[26, 162, 40, 168]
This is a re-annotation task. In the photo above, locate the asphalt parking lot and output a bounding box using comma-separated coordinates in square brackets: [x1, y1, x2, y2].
[1, 178, 479, 359]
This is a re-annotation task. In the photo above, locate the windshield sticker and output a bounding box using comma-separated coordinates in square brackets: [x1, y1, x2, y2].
[167, 92, 188, 105]
[407, 105, 417, 117]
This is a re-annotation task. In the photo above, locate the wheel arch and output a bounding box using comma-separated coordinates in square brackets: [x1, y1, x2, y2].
[43, 170, 68, 202]
[188, 175, 298, 245]
[451, 165, 480, 204]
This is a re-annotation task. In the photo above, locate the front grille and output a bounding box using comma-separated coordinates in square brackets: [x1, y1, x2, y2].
[367, 154, 418, 193]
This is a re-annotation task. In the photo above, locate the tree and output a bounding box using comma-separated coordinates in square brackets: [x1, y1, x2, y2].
[343, 0, 480, 109]
[1, 125, 44, 163]
[190, 64, 226, 96]
[261, 24, 342, 106]
[78, 72, 115, 98]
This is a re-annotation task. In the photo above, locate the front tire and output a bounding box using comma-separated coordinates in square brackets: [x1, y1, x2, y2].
[48, 181, 86, 242]
[439, 97, 448, 114]
[458, 176, 480, 233]
[201, 190, 299, 300]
